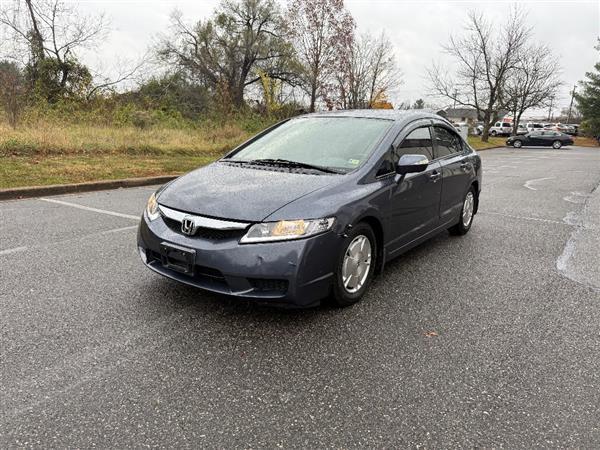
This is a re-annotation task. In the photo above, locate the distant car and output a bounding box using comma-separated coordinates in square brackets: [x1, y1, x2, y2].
[566, 124, 579, 135]
[506, 131, 574, 149]
[516, 124, 528, 135]
[489, 121, 513, 136]
[526, 122, 545, 133]
[474, 124, 484, 135]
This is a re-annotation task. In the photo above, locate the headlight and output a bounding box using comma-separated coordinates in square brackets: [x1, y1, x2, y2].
[240, 218, 335, 244]
[146, 192, 160, 221]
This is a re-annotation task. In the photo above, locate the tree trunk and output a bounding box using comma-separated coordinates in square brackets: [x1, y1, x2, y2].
[309, 84, 317, 113]
[481, 110, 491, 142]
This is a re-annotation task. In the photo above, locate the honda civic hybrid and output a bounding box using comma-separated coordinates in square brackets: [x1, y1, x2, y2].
[138, 110, 482, 307]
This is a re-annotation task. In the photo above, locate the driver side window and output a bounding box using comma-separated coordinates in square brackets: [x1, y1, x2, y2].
[377, 127, 434, 176]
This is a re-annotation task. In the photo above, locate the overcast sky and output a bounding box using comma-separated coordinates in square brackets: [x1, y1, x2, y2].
[77, 0, 600, 117]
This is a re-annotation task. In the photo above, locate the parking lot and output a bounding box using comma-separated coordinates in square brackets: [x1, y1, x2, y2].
[1, 146, 599, 447]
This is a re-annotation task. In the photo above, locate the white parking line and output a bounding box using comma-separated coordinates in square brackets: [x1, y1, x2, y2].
[40, 198, 140, 221]
[0, 246, 28, 256]
[523, 177, 555, 191]
[0, 225, 139, 257]
[481, 211, 566, 225]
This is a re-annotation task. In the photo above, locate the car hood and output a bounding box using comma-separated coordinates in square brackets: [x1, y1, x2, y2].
[157, 162, 341, 222]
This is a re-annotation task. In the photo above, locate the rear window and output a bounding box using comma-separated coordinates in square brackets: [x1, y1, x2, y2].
[229, 117, 392, 172]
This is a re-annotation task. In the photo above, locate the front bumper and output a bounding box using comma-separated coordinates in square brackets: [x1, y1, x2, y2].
[137, 213, 342, 307]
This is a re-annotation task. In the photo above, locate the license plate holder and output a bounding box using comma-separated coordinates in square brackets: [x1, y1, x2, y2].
[160, 242, 196, 276]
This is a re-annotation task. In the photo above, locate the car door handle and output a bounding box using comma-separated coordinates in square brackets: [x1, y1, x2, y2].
[429, 171, 441, 182]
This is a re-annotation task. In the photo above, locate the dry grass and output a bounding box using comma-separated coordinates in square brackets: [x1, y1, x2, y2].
[0, 121, 253, 157]
[467, 136, 506, 150]
[573, 136, 599, 147]
[0, 120, 260, 189]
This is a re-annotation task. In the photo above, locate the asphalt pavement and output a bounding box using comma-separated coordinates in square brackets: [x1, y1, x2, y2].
[1, 146, 599, 448]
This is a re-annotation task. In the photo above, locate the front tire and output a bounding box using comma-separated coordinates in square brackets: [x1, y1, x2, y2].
[449, 187, 476, 236]
[513, 140, 523, 148]
[552, 140, 562, 149]
[331, 223, 377, 307]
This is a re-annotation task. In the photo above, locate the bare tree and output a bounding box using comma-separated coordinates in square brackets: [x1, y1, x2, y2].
[504, 44, 562, 135]
[335, 31, 402, 109]
[428, 8, 530, 141]
[158, 0, 295, 108]
[0, 61, 25, 127]
[0, 0, 106, 92]
[287, 0, 354, 112]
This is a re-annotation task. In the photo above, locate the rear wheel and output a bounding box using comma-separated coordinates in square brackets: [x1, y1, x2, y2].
[331, 223, 377, 307]
[552, 140, 562, 149]
[513, 140, 523, 148]
[491, 130, 497, 136]
[449, 187, 476, 236]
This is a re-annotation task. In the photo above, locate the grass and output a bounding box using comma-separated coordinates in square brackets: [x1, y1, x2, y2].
[0, 120, 263, 189]
[1, 120, 597, 190]
[467, 136, 507, 150]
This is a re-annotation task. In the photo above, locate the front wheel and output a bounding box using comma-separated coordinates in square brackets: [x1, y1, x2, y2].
[552, 140, 562, 149]
[491, 130, 497, 136]
[513, 140, 523, 148]
[331, 223, 377, 307]
[449, 187, 476, 236]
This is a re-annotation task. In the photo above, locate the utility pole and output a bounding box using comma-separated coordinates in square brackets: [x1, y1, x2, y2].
[567, 84, 577, 124]
[453, 90, 458, 109]
[547, 95, 555, 122]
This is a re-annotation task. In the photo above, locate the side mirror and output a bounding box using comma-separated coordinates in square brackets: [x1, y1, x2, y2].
[396, 154, 430, 175]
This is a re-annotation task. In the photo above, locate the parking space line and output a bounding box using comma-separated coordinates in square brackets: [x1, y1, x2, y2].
[481, 211, 566, 225]
[0, 246, 28, 256]
[0, 226, 139, 258]
[40, 198, 140, 221]
[524, 177, 555, 191]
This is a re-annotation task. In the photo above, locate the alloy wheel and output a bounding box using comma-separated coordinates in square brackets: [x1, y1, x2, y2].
[514, 140, 522, 148]
[342, 235, 372, 294]
[462, 191, 475, 227]
[553, 140, 562, 149]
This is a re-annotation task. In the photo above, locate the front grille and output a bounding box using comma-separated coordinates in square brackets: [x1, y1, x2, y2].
[248, 278, 289, 294]
[162, 216, 246, 240]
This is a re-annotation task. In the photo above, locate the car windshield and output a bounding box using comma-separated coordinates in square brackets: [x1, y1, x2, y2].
[227, 117, 393, 172]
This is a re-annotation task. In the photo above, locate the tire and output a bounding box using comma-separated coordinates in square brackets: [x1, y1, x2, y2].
[513, 140, 523, 148]
[491, 130, 497, 136]
[552, 140, 562, 149]
[331, 223, 377, 307]
[449, 186, 476, 236]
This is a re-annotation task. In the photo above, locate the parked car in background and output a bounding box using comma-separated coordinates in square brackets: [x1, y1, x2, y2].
[138, 110, 482, 308]
[506, 130, 574, 149]
[566, 124, 579, 135]
[474, 124, 484, 135]
[490, 121, 513, 136]
[516, 124, 528, 135]
[526, 123, 545, 133]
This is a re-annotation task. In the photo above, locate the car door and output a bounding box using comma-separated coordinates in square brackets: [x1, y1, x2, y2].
[378, 125, 442, 252]
[433, 125, 473, 225]
[528, 131, 543, 145]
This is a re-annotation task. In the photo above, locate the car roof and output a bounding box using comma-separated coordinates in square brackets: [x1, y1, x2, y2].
[303, 109, 447, 124]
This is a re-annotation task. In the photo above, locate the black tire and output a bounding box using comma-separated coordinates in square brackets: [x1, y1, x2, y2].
[331, 222, 377, 307]
[552, 140, 562, 149]
[449, 186, 476, 236]
[491, 130, 497, 136]
[513, 140, 523, 148]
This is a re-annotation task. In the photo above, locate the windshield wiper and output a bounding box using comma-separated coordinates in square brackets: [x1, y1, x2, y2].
[248, 158, 343, 174]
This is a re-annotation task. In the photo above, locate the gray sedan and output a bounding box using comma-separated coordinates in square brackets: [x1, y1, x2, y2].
[138, 110, 482, 308]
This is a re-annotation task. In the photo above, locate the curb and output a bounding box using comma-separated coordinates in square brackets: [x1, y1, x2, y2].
[0, 175, 178, 201]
